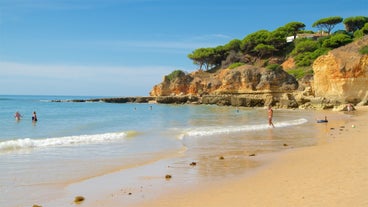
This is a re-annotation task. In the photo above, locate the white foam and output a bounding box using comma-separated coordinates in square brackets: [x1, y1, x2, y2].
[0, 131, 132, 152]
[184, 118, 308, 138]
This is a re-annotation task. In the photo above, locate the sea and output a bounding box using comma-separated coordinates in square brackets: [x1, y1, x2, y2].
[0, 95, 347, 207]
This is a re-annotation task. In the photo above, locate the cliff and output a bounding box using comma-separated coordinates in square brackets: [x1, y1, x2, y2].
[150, 65, 298, 96]
[61, 37, 368, 110]
[148, 36, 368, 109]
[313, 35, 368, 104]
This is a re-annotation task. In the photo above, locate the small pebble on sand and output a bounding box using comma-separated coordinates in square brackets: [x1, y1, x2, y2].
[74, 196, 85, 204]
[190, 161, 197, 166]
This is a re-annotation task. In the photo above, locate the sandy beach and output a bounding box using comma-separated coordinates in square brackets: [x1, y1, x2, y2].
[40, 107, 368, 207]
[132, 108, 368, 207]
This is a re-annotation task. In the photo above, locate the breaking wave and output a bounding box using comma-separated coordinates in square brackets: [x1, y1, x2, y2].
[0, 131, 136, 153]
[180, 118, 308, 138]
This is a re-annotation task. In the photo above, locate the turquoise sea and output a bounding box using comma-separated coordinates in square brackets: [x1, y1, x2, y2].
[0, 95, 341, 206]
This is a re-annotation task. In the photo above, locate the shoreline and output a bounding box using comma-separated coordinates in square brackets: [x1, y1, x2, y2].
[39, 108, 367, 207]
[133, 107, 368, 207]
[53, 93, 354, 110]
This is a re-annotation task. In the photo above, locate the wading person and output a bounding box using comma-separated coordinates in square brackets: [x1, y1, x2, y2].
[268, 105, 274, 128]
[32, 111, 38, 122]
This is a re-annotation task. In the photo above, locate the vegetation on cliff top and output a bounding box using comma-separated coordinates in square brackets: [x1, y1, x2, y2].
[165, 70, 186, 81]
[186, 16, 368, 80]
[360, 45, 368, 55]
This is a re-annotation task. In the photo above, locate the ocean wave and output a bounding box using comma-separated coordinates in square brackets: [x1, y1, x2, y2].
[182, 118, 308, 138]
[0, 131, 136, 153]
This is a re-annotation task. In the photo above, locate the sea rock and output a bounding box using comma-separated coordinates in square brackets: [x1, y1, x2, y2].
[313, 36, 368, 104]
[200, 93, 278, 107]
[156, 95, 199, 104]
[278, 93, 298, 108]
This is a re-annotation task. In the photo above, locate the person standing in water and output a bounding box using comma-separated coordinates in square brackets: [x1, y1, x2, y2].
[268, 105, 275, 128]
[347, 103, 353, 112]
[32, 111, 38, 122]
[14, 111, 22, 121]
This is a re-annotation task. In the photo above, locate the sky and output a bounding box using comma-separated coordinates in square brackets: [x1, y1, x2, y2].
[0, 0, 367, 96]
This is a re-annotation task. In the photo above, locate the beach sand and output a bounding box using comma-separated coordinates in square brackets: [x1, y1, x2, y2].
[44, 107, 368, 207]
[133, 108, 368, 207]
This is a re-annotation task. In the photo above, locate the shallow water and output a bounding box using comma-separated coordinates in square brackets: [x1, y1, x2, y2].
[0, 95, 345, 206]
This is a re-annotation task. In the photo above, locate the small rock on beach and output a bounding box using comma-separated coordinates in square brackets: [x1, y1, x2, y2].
[74, 196, 85, 204]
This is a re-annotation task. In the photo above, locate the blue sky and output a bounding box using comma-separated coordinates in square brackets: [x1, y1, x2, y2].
[0, 0, 366, 96]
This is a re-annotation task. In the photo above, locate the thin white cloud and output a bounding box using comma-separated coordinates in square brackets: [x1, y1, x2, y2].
[189, 34, 233, 42]
[89, 40, 205, 51]
[0, 61, 174, 96]
[0, 61, 171, 79]
[85, 34, 232, 52]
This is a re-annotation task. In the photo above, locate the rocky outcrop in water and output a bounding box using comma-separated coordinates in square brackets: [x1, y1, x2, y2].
[52, 97, 155, 103]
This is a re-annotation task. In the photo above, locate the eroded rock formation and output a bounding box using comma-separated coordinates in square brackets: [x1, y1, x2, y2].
[71, 36, 368, 109]
[313, 36, 368, 104]
[150, 65, 298, 97]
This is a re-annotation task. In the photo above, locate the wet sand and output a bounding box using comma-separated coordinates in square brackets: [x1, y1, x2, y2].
[134, 107, 368, 207]
[40, 107, 368, 207]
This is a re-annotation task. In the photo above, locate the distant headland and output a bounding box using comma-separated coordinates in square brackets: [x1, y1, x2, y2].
[61, 16, 368, 110]
[148, 17, 368, 110]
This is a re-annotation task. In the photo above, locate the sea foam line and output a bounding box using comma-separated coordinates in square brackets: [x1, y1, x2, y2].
[182, 118, 308, 138]
[0, 131, 135, 152]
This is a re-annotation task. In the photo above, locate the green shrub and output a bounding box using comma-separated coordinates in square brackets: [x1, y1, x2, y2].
[229, 62, 245, 69]
[266, 64, 282, 71]
[321, 33, 353, 48]
[359, 45, 368, 55]
[354, 30, 364, 39]
[287, 67, 313, 80]
[354, 23, 368, 39]
[294, 52, 314, 67]
[294, 47, 329, 67]
[310, 47, 329, 59]
[165, 70, 185, 81]
[291, 39, 319, 55]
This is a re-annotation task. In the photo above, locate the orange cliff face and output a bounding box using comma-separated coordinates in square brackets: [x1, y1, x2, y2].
[149, 65, 299, 97]
[313, 36, 368, 103]
[150, 35, 368, 108]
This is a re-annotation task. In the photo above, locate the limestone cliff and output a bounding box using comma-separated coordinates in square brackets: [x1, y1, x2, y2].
[313, 36, 368, 104]
[150, 36, 368, 109]
[150, 65, 298, 96]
